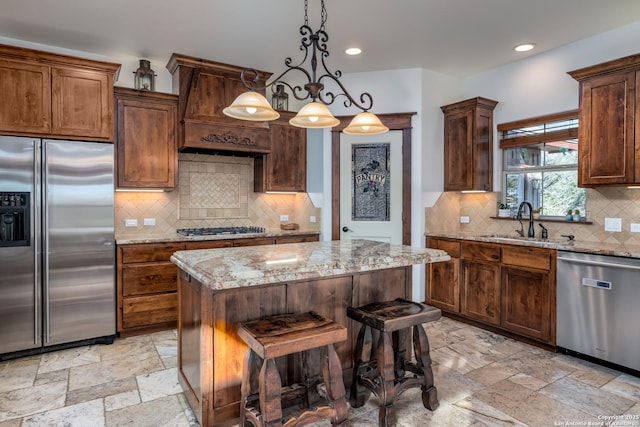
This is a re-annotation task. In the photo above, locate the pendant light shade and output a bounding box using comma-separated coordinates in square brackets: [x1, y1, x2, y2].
[222, 91, 280, 121]
[289, 102, 340, 128]
[343, 112, 389, 135]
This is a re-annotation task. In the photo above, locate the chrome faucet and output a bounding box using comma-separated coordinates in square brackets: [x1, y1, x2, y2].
[516, 201, 535, 238]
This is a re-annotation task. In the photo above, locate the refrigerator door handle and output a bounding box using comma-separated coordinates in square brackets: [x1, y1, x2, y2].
[34, 140, 41, 345]
[42, 142, 50, 344]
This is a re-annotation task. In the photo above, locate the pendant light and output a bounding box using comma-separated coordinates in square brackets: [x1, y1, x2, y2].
[343, 112, 389, 135]
[289, 102, 340, 128]
[223, 0, 387, 134]
[222, 91, 280, 121]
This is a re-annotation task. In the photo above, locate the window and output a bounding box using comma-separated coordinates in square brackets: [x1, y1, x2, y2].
[499, 110, 585, 218]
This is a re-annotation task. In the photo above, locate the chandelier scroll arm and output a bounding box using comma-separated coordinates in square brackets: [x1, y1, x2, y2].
[317, 73, 374, 111]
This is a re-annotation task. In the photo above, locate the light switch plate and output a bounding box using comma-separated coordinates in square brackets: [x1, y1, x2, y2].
[604, 217, 622, 232]
[125, 219, 138, 227]
[631, 223, 640, 233]
[143, 218, 156, 226]
[280, 214, 289, 222]
[460, 216, 470, 223]
[310, 216, 316, 223]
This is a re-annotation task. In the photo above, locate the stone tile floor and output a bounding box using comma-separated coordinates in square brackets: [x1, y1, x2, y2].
[0, 317, 638, 426]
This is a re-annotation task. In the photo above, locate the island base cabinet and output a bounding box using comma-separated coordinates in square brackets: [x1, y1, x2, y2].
[177, 266, 412, 426]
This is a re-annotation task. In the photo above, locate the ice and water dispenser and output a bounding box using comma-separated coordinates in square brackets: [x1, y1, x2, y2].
[0, 192, 30, 247]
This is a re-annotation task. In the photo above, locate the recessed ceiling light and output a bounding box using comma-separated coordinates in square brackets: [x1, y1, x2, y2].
[345, 47, 362, 56]
[514, 43, 535, 52]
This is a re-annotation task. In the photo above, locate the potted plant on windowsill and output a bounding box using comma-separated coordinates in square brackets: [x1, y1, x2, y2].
[566, 209, 573, 221]
[532, 207, 542, 220]
[497, 202, 511, 217]
[573, 209, 581, 222]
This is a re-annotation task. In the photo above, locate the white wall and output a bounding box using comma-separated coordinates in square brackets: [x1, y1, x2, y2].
[319, 20, 640, 300]
[317, 68, 459, 301]
[460, 20, 640, 192]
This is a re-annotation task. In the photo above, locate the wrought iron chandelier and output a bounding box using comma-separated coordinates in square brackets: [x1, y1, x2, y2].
[223, 0, 389, 134]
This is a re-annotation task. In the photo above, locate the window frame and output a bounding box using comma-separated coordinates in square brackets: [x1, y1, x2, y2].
[498, 110, 583, 219]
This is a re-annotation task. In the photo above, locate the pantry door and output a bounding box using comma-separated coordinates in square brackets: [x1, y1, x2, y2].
[339, 131, 403, 244]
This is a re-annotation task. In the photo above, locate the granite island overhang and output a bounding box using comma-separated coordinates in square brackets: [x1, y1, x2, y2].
[170, 239, 449, 426]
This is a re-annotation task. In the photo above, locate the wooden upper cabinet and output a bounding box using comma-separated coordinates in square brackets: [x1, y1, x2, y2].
[115, 88, 178, 189]
[52, 67, 114, 139]
[255, 112, 307, 192]
[441, 97, 498, 191]
[569, 53, 640, 186]
[0, 58, 51, 134]
[0, 44, 119, 141]
[166, 53, 273, 154]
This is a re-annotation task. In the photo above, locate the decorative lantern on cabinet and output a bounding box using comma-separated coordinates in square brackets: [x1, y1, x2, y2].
[271, 84, 289, 111]
[133, 59, 156, 91]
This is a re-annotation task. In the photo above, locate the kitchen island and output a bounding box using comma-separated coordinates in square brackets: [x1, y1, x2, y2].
[170, 239, 449, 426]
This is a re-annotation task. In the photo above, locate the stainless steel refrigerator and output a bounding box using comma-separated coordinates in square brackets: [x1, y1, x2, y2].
[0, 136, 115, 358]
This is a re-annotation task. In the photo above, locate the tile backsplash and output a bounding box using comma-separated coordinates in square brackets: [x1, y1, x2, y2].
[178, 154, 250, 219]
[115, 153, 320, 238]
[426, 188, 640, 246]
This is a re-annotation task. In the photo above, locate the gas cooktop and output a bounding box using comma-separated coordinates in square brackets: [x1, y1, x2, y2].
[176, 226, 266, 237]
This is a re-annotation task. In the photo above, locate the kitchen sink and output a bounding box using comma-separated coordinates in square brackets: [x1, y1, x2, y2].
[481, 234, 564, 244]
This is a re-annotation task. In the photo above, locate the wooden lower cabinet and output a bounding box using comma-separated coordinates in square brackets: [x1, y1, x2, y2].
[117, 234, 320, 336]
[426, 237, 555, 345]
[177, 265, 411, 427]
[501, 245, 555, 343]
[426, 238, 460, 312]
[501, 266, 552, 342]
[117, 242, 185, 336]
[461, 259, 501, 326]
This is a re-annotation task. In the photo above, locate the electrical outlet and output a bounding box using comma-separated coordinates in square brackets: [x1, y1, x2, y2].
[310, 216, 317, 223]
[604, 217, 622, 232]
[631, 223, 640, 233]
[459, 216, 470, 224]
[280, 214, 289, 222]
[125, 219, 138, 227]
[143, 218, 156, 226]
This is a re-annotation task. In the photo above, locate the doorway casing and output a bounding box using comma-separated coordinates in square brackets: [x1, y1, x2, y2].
[331, 113, 416, 244]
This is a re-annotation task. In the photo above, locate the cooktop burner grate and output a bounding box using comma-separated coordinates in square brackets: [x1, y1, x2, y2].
[176, 226, 266, 236]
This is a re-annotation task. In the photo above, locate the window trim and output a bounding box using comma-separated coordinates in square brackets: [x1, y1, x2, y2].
[498, 109, 583, 219]
[498, 109, 579, 149]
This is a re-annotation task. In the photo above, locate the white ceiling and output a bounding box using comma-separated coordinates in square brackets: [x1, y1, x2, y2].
[1, 0, 640, 78]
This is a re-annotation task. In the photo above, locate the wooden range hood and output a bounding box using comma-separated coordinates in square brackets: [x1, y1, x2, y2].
[166, 53, 273, 156]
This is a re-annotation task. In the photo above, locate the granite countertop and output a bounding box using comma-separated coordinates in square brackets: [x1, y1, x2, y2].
[426, 231, 640, 258]
[115, 229, 320, 245]
[170, 239, 450, 291]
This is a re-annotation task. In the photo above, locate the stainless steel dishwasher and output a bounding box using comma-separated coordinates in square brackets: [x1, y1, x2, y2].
[557, 250, 640, 373]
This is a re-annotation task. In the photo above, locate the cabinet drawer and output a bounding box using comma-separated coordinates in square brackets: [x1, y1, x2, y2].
[233, 237, 276, 247]
[461, 241, 500, 262]
[185, 240, 233, 250]
[427, 238, 460, 257]
[120, 243, 185, 263]
[501, 246, 552, 271]
[122, 262, 177, 296]
[122, 293, 177, 329]
[275, 235, 319, 244]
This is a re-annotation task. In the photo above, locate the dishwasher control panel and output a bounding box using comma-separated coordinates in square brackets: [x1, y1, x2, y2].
[582, 278, 612, 290]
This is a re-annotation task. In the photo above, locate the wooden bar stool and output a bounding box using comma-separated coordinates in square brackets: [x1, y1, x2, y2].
[347, 298, 441, 427]
[236, 311, 350, 427]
